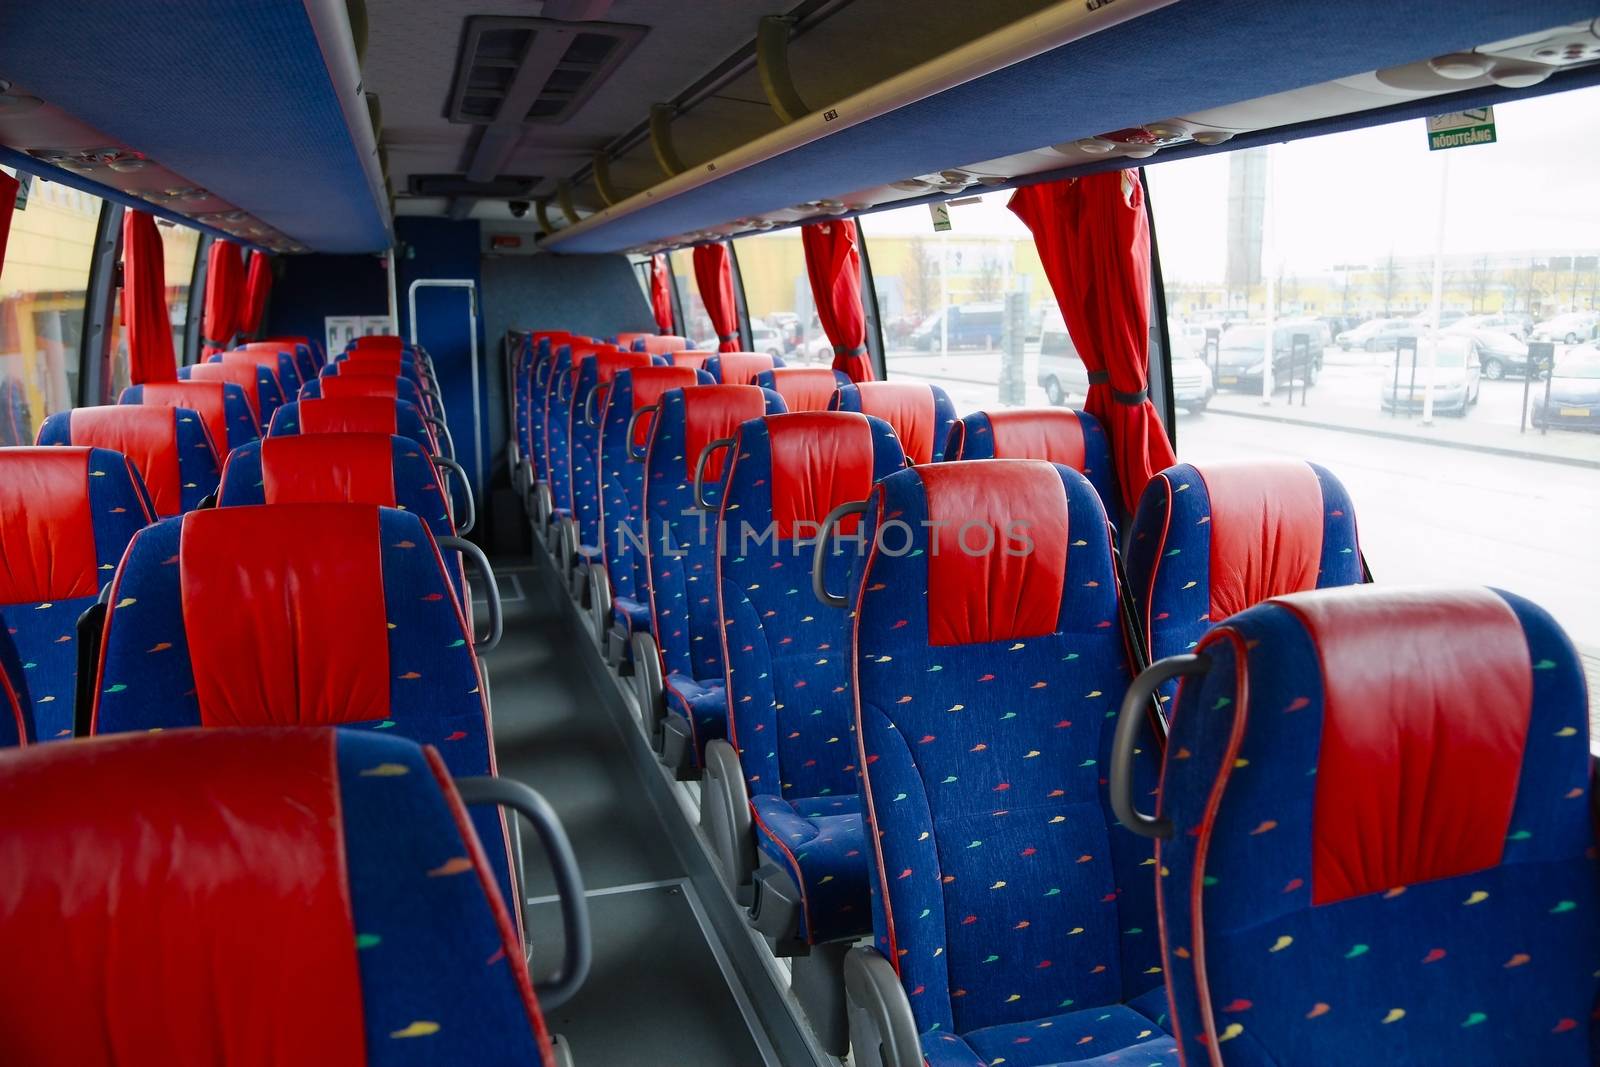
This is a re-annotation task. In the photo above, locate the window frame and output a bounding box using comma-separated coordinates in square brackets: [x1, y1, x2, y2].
[726, 239, 754, 353]
[78, 201, 124, 408]
[857, 223, 888, 379]
[183, 233, 211, 365]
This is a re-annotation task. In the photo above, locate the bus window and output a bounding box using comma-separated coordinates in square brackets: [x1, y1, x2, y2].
[106, 219, 201, 397]
[1147, 84, 1600, 655]
[858, 191, 1049, 410]
[730, 229, 817, 365]
[667, 247, 714, 349]
[0, 174, 103, 444]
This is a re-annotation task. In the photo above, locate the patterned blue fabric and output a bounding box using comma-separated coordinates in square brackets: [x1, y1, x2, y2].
[267, 398, 434, 454]
[852, 464, 1169, 1057]
[525, 337, 565, 486]
[91, 506, 511, 905]
[301, 373, 429, 414]
[641, 386, 787, 767]
[544, 347, 578, 518]
[120, 382, 259, 451]
[337, 730, 550, 1067]
[179, 362, 286, 428]
[832, 382, 958, 467]
[953, 409, 1119, 526]
[211, 349, 303, 397]
[37, 407, 220, 516]
[511, 335, 533, 473]
[1159, 589, 1599, 1066]
[718, 413, 905, 943]
[0, 448, 151, 743]
[1124, 461, 1363, 714]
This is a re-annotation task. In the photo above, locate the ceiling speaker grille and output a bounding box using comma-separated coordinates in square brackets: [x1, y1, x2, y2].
[446, 16, 646, 126]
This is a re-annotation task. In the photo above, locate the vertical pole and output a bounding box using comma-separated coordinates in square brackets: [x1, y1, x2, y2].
[386, 246, 400, 328]
[1422, 152, 1449, 425]
[1260, 144, 1276, 406]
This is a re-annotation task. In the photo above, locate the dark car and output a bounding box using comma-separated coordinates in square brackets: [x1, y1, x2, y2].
[1530, 344, 1600, 431]
[1213, 322, 1324, 391]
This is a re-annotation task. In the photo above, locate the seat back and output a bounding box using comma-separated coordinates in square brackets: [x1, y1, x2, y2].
[263, 334, 324, 368]
[597, 366, 712, 610]
[1125, 460, 1363, 675]
[669, 350, 713, 371]
[570, 349, 657, 550]
[947, 408, 1118, 520]
[718, 411, 904, 802]
[237, 339, 317, 385]
[214, 347, 302, 398]
[351, 334, 406, 353]
[543, 341, 604, 517]
[1158, 585, 1598, 1066]
[120, 380, 259, 452]
[523, 332, 576, 484]
[705, 351, 781, 385]
[36, 405, 219, 517]
[830, 381, 956, 466]
[182, 359, 285, 427]
[0, 727, 555, 1067]
[644, 385, 786, 686]
[325, 355, 427, 396]
[619, 333, 689, 355]
[303, 372, 428, 414]
[269, 396, 435, 453]
[756, 367, 848, 412]
[852, 459, 1164, 1036]
[0, 447, 152, 742]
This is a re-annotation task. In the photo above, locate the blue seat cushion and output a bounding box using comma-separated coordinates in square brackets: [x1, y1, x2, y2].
[925, 1001, 1177, 1066]
[663, 672, 727, 768]
[611, 595, 651, 633]
[750, 792, 870, 944]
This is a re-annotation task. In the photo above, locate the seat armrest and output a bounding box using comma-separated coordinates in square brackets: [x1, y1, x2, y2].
[700, 739, 756, 903]
[844, 945, 923, 1067]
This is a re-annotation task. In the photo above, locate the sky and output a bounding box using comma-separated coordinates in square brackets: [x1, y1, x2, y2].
[858, 83, 1600, 284]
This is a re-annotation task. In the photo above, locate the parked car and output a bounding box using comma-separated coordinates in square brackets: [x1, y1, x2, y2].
[1167, 327, 1215, 413]
[1379, 334, 1480, 416]
[1444, 313, 1530, 340]
[1531, 311, 1600, 345]
[1337, 317, 1413, 351]
[1213, 322, 1324, 391]
[909, 303, 1005, 351]
[1459, 328, 1536, 380]
[1037, 315, 1213, 411]
[1530, 344, 1600, 431]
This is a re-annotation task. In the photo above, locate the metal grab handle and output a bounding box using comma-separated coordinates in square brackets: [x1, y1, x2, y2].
[432, 454, 476, 536]
[456, 777, 590, 1011]
[556, 370, 575, 403]
[424, 414, 456, 460]
[624, 403, 659, 462]
[692, 437, 736, 511]
[1111, 653, 1211, 839]
[812, 500, 869, 610]
[440, 535, 502, 652]
[534, 358, 552, 389]
[583, 387, 602, 428]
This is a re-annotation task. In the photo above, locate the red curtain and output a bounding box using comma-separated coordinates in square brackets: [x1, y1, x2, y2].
[0, 171, 17, 275]
[649, 253, 673, 334]
[1009, 170, 1175, 514]
[691, 243, 741, 352]
[121, 211, 178, 385]
[201, 240, 246, 356]
[801, 219, 875, 383]
[240, 251, 273, 339]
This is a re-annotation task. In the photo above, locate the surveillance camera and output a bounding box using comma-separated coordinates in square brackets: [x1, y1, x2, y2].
[508, 200, 530, 219]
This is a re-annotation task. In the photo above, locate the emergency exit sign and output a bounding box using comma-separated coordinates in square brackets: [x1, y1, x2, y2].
[1427, 108, 1497, 151]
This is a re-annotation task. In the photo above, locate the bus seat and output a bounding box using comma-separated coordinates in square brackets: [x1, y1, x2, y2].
[756, 367, 849, 413]
[0, 727, 562, 1067]
[706, 411, 904, 950]
[0, 658, 22, 749]
[36, 405, 220, 518]
[829, 381, 957, 466]
[669, 350, 714, 371]
[847, 460, 1173, 1066]
[593, 365, 712, 658]
[236, 339, 317, 386]
[1145, 585, 1596, 1067]
[947, 408, 1118, 522]
[618, 332, 689, 355]
[181, 359, 285, 427]
[269, 396, 438, 456]
[262, 334, 325, 369]
[544, 342, 622, 563]
[568, 349, 660, 588]
[326, 352, 430, 396]
[213, 346, 303, 399]
[705, 351, 782, 385]
[119, 379, 258, 452]
[0, 447, 152, 742]
[302, 371, 431, 418]
[521, 332, 576, 504]
[1124, 460, 1364, 711]
[640, 384, 785, 773]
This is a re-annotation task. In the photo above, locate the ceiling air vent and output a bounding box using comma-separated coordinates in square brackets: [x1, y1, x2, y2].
[446, 16, 647, 126]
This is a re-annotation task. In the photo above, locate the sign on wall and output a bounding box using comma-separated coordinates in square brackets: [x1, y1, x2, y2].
[1427, 108, 1496, 151]
[324, 315, 397, 354]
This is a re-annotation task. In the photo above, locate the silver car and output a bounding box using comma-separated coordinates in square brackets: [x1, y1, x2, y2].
[1379, 335, 1481, 415]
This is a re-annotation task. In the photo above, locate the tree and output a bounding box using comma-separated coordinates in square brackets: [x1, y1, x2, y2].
[972, 254, 1003, 302]
[905, 237, 938, 321]
[1376, 253, 1402, 316]
[1465, 255, 1494, 312]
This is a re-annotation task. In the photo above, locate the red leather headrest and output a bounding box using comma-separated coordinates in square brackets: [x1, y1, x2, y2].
[1196, 461, 1326, 622]
[352, 335, 404, 351]
[217, 350, 284, 392]
[918, 461, 1069, 646]
[66, 406, 187, 517]
[713, 353, 775, 386]
[590, 349, 654, 385]
[319, 375, 401, 401]
[850, 382, 938, 465]
[623, 367, 700, 447]
[671, 351, 712, 371]
[766, 368, 841, 413]
[0, 728, 366, 1063]
[763, 411, 875, 538]
[298, 396, 399, 437]
[680, 384, 767, 482]
[979, 409, 1087, 469]
[259, 433, 397, 507]
[620, 333, 689, 355]
[187, 362, 265, 420]
[135, 381, 231, 454]
[0, 448, 100, 603]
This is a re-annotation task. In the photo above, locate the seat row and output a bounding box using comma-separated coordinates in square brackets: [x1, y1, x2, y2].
[0, 335, 583, 1066]
[509, 326, 1596, 1067]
